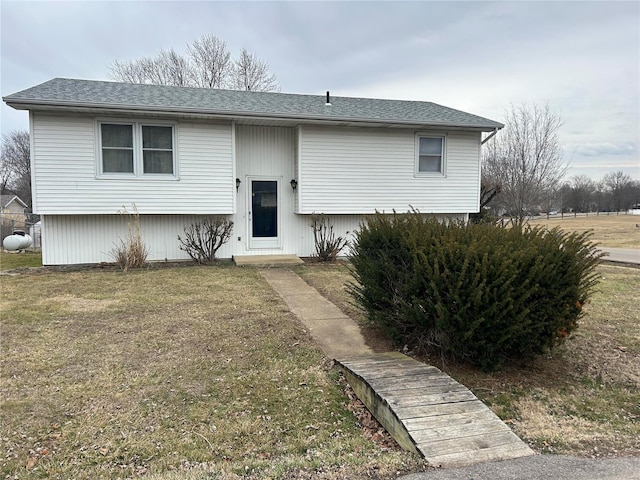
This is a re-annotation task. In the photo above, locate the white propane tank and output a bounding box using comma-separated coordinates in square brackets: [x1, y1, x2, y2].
[3, 231, 33, 251]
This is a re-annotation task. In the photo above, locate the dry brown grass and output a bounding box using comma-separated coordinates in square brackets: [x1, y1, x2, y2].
[299, 263, 640, 457]
[529, 213, 640, 248]
[0, 265, 425, 479]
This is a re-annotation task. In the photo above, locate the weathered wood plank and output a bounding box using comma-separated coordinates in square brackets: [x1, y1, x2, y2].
[410, 419, 513, 444]
[403, 410, 494, 430]
[367, 377, 465, 395]
[345, 365, 446, 380]
[427, 441, 536, 468]
[394, 400, 486, 420]
[388, 390, 478, 407]
[418, 430, 524, 456]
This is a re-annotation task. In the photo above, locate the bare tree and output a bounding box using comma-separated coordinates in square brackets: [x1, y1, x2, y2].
[108, 34, 279, 92]
[109, 48, 191, 87]
[152, 49, 192, 87]
[602, 170, 635, 212]
[187, 34, 232, 88]
[483, 103, 567, 223]
[232, 48, 279, 92]
[568, 175, 596, 213]
[108, 59, 151, 85]
[0, 130, 31, 206]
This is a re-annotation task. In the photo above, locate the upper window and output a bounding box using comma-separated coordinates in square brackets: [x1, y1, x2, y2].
[99, 122, 176, 177]
[101, 124, 134, 173]
[416, 135, 445, 174]
[142, 126, 174, 174]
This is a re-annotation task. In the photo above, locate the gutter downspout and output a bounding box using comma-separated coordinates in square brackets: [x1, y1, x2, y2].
[481, 128, 499, 145]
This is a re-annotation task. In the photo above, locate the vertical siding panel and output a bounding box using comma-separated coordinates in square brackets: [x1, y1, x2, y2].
[41, 211, 464, 265]
[234, 125, 296, 256]
[41, 214, 235, 265]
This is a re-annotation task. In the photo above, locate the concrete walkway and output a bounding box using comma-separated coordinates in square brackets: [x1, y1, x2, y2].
[259, 268, 373, 358]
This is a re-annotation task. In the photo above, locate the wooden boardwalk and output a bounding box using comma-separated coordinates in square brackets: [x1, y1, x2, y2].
[337, 352, 535, 468]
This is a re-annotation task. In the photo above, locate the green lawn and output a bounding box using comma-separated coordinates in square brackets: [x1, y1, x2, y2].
[0, 251, 42, 270]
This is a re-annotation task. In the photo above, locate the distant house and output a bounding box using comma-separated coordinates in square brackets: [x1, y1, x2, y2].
[0, 195, 27, 235]
[3, 78, 503, 265]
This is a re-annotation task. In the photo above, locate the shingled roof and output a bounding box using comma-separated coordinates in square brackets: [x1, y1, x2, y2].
[4, 78, 503, 131]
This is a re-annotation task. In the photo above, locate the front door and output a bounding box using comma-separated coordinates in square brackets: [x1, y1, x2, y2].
[248, 178, 280, 249]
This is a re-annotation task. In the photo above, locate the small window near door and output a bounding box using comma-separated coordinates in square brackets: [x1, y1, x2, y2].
[416, 135, 445, 174]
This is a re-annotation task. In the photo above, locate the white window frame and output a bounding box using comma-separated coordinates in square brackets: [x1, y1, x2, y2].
[96, 119, 178, 179]
[415, 133, 447, 176]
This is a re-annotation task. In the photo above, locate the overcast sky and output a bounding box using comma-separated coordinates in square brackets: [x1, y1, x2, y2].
[1, 1, 638, 181]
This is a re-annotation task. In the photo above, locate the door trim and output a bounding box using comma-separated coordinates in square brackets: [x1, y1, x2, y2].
[247, 176, 282, 250]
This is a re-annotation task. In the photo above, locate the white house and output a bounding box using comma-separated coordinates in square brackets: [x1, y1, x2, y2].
[3, 78, 502, 265]
[0, 194, 29, 240]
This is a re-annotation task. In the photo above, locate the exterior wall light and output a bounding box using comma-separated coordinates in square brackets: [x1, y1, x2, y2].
[290, 179, 298, 191]
[236, 178, 241, 192]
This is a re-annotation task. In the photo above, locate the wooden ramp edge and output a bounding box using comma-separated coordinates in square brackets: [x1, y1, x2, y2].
[336, 352, 535, 468]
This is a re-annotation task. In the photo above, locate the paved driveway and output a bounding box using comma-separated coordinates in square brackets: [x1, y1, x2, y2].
[601, 248, 639, 265]
[401, 455, 640, 480]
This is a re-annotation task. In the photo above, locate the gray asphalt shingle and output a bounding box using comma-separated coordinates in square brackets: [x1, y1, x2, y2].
[4, 78, 503, 130]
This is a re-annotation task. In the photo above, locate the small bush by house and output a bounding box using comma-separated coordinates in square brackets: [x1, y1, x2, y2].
[178, 217, 233, 264]
[310, 213, 348, 262]
[349, 212, 602, 370]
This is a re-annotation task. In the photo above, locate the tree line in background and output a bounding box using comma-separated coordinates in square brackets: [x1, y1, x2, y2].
[480, 103, 639, 221]
[108, 33, 279, 92]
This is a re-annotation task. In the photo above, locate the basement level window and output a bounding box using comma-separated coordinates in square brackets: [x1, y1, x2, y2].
[415, 134, 446, 175]
[99, 121, 176, 177]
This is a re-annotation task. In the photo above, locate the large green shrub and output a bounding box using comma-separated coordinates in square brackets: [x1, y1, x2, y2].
[349, 212, 603, 370]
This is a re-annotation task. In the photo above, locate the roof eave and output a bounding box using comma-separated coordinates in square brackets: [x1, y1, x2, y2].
[3, 98, 504, 131]
[1, 195, 28, 208]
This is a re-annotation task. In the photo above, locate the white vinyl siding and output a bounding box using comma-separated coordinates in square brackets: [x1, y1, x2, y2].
[297, 126, 481, 214]
[40, 212, 464, 265]
[31, 113, 234, 214]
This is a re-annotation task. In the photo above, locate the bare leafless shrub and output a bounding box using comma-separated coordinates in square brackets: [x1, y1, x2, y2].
[310, 213, 348, 262]
[110, 204, 148, 271]
[178, 217, 233, 264]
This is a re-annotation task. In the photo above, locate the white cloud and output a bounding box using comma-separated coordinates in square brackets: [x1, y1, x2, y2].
[565, 142, 638, 158]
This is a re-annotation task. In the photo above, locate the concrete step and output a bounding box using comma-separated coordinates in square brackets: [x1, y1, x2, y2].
[233, 254, 304, 266]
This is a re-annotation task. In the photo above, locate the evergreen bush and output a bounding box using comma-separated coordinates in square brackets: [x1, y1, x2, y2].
[349, 211, 603, 370]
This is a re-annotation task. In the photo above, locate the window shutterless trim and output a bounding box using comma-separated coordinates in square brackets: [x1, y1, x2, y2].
[415, 132, 447, 177]
[96, 119, 179, 179]
[98, 121, 136, 176]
